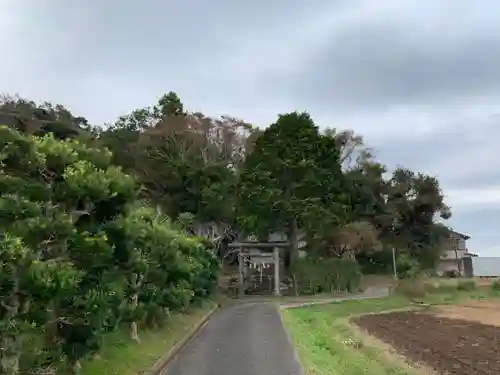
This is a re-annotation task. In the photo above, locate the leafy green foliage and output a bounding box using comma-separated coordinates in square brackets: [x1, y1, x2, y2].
[395, 253, 420, 279]
[1, 92, 453, 275]
[0, 126, 218, 374]
[289, 257, 362, 294]
[385, 168, 450, 268]
[492, 279, 500, 291]
[237, 112, 349, 267]
[99, 94, 253, 232]
[0, 88, 458, 373]
[238, 112, 348, 232]
[0, 95, 90, 140]
[456, 279, 476, 291]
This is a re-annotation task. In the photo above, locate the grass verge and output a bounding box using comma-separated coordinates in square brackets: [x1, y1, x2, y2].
[281, 291, 500, 375]
[80, 301, 216, 375]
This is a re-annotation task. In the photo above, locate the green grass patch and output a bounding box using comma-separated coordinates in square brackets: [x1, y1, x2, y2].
[282, 296, 415, 375]
[422, 289, 500, 305]
[80, 301, 216, 375]
[491, 279, 500, 291]
[282, 291, 500, 375]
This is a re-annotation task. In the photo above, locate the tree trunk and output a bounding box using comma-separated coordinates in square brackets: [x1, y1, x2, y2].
[129, 292, 140, 342]
[68, 360, 81, 375]
[285, 217, 299, 269]
[291, 273, 299, 296]
[130, 321, 140, 343]
[42, 305, 59, 375]
[1, 276, 21, 375]
[44, 304, 59, 346]
[0, 334, 20, 375]
[128, 272, 143, 342]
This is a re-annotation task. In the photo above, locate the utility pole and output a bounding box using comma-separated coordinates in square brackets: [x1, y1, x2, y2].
[392, 246, 398, 280]
[392, 218, 398, 281]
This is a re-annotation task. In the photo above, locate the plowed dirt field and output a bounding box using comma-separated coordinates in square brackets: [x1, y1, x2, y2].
[354, 310, 500, 375]
[434, 300, 500, 327]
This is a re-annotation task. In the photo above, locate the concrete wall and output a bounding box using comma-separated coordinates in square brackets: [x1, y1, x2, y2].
[436, 259, 462, 276]
[441, 249, 466, 260]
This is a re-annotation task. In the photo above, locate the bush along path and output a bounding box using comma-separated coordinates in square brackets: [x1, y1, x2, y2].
[79, 301, 218, 375]
[0, 126, 219, 375]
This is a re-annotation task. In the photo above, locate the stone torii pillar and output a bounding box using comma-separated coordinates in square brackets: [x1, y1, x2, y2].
[238, 249, 245, 298]
[230, 241, 287, 298]
[273, 246, 280, 296]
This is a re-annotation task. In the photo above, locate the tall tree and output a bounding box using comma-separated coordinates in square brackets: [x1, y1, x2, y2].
[98, 90, 186, 170]
[134, 113, 253, 251]
[238, 112, 349, 267]
[158, 91, 186, 117]
[324, 128, 373, 170]
[0, 95, 90, 140]
[386, 167, 451, 268]
[100, 92, 257, 254]
[318, 221, 382, 259]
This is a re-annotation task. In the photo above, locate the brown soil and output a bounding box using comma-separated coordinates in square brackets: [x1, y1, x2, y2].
[353, 311, 500, 375]
[434, 304, 500, 327]
[349, 322, 440, 375]
[459, 299, 500, 309]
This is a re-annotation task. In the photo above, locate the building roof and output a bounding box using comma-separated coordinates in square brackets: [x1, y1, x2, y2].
[447, 228, 470, 240]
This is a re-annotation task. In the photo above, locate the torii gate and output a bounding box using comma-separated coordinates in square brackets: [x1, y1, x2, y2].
[228, 241, 289, 297]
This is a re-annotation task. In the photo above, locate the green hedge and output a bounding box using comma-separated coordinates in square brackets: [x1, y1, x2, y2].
[290, 257, 362, 295]
[0, 127, 220, 375]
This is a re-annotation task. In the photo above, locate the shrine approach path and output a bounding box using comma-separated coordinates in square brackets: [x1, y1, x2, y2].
[161, 287, 389, 375]
[161, 302, 303, 375]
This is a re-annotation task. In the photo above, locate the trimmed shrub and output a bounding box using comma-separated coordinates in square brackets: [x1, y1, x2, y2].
[491, 279, 500, 291]
[290, 257, 362, 295]
[424, 281, 458, 294]
[395, 253, 420, 279]
[395, 279, 428, 299]
[457, 279, 476, 291]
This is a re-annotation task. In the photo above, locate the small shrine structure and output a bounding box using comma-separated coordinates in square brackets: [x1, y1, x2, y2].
[228, 240, 289, 297]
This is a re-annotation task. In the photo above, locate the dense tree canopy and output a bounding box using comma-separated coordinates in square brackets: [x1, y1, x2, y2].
[0, 91, 455, 373]
[0, 93, 453, 267]
[237, 112, 350, 266]
[0, 125, 218, 375]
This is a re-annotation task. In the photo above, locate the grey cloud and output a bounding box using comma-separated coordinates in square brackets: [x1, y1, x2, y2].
[449, 209, 500, 256]
[17, 0, 329, 77]
[373, 113, 500, 187]
[2, 0, 500, 255]
[281, 2, 500, 114]
[2, 0, 339, 124]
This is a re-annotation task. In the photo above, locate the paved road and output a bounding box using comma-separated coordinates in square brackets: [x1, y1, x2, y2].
[162, 287, 390, 375]
[280, 286, 390, 309]
[162, 303, 304, 375]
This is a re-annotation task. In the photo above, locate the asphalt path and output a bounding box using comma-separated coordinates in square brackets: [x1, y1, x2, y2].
[162, 287, 390, 375]
[161, 302, 304, 375]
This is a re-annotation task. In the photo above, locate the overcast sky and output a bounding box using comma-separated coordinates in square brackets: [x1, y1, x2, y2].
[1, 0, 500, 256]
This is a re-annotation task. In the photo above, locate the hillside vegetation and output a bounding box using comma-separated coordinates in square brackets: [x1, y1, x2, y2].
[0, 92, 452, 374]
